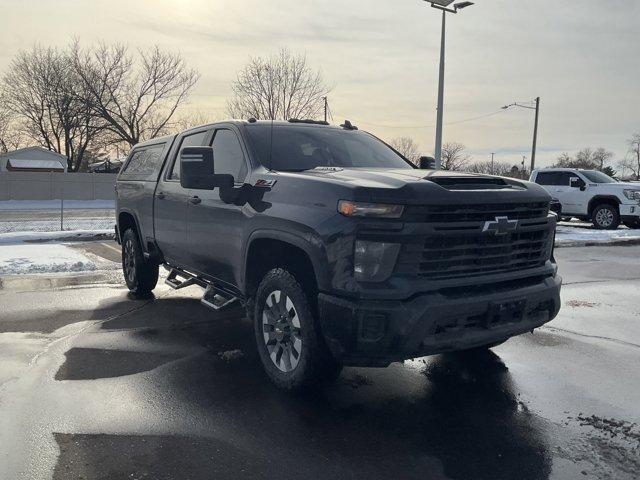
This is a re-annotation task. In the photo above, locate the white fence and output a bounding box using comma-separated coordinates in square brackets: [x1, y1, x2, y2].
[0, 172, 117, 233]
[0, 172, 117, 201]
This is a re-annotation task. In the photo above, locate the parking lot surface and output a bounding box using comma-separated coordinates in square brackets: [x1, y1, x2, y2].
[1, 244, 639, 479]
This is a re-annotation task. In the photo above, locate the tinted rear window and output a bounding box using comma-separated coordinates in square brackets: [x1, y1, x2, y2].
[245, 124, 413, 171]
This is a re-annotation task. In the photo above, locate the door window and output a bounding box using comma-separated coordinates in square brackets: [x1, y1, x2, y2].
[168, 131, 208, 180]
[535, 172, 560, 185]
[211, 129, 247, 181]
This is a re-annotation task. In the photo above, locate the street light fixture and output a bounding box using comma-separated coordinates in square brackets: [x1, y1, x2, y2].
[424, 0, 475, 169]
[502, 97, 541, 173]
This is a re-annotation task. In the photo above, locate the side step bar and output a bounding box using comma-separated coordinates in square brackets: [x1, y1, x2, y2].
[164, 267, 241, 312]
[201, 285, 240, 311]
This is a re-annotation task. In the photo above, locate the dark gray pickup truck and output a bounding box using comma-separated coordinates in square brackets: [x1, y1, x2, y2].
[115, 119, 562, 390]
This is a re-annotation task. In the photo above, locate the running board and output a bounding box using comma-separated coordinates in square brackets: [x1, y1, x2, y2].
[165, 268, 197, 290]
[201, 284, 240, 312]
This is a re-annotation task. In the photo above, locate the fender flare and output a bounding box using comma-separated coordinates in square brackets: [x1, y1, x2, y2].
[588, 195, 621, 215]
[242, 229, 330, 292]
[116, 209, 144, 251]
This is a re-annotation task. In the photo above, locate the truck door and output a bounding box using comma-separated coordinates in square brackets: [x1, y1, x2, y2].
[154, 129, 209, 267]
[187, 127, 249, 288]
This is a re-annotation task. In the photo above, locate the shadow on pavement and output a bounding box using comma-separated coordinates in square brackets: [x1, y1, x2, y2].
[53, 293, 553, 480]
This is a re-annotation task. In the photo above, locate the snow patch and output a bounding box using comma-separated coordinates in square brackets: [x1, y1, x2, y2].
[217, 349, 244, 361]
[0, 244, 96, 275]
[0, 200, 115, 211]
[0, 230, 113, 245]
[555, 225, 640, 246]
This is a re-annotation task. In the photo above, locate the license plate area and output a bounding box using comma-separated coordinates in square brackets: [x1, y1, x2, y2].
[485, 298, 526, 328]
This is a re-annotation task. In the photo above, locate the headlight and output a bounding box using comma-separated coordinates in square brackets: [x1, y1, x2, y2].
[354, 240, 400, 282]
[338, 200, 404, 218]
[623, 189, 640, 201]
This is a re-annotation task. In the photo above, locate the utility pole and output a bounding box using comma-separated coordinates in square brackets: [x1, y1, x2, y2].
[323, 97, 328, 123]
[434, 9, 446, 170]
[502, 97, 540, 173]
[425, 1, 474, 170]
[490, 152, 495, 175]
[530, 96, 540, 172]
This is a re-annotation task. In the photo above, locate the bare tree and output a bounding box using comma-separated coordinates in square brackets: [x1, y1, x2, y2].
[72, 42, 199, 147]
[0, 106, 23, 153]
[227, 48, 330, 121]
[466, 160, 514, 176]
[1, 45, 99, 170]
[619, 134, 640, 180]
[389, 137, 420, 165]
[441, 142, 470, 171]
[173, 110, 218, 132]
[555, 147, 614, 172]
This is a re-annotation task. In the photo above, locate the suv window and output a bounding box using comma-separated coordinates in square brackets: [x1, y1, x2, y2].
[535, 172, 561, 185]
[557, 172, 574, 186]
[122, 143, 165, 176]
[168, 131, 208, 180]
[212, 129, 247, 181]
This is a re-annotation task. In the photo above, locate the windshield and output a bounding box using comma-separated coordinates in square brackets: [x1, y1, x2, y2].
[245, 124, 414, 171]
[581, 170, 617, 183]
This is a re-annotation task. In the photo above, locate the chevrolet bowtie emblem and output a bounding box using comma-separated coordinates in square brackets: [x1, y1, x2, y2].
[483, 216, 518, 236]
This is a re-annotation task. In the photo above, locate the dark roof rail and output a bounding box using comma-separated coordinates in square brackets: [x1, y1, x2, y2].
[287, 118, 330, 126]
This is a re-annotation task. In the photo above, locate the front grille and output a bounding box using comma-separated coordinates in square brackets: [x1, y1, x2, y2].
[404, 202, 549, 223]
[396, 227, 553, 280]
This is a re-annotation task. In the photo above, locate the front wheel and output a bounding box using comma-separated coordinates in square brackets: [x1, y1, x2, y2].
[254, 268, 341, 391]
[592, 204, 620, 230]
[121, 228, 159, 296]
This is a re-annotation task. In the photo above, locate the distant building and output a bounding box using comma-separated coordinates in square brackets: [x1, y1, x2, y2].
[87, 158, 124, 174]
[0, 147, 67, 173]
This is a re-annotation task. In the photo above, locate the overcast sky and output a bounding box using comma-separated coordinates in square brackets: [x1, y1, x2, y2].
[1, 0, 638, 168]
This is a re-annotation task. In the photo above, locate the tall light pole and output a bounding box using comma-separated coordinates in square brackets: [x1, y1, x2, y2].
[502, 97, 540, 172]
[491, 152, 495, 175]
[425, 0, 474, 169]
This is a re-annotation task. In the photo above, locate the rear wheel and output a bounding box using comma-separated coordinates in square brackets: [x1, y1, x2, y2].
[122, 228, 159, 296]
[591, 203, 620, 230]
[254, 268, 341, 391]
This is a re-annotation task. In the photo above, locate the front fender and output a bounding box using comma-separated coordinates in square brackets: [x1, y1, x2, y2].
[242, 227, 331, 292]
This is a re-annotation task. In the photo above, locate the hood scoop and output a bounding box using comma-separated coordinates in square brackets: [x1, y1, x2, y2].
[426, 176, 521, 191]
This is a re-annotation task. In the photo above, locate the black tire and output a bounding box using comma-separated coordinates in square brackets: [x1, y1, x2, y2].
[254, 268, 341, 391]
[121, 228, 159, 296]
[623, 219, 640, 229]
[591, 203, 620, 230]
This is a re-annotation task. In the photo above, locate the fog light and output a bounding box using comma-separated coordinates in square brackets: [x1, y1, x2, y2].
[361, 314, 387, 341]
[354, 240, 400, 282]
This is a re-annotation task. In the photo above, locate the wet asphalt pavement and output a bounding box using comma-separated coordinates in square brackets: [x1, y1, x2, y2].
[1, 244, 639, 479]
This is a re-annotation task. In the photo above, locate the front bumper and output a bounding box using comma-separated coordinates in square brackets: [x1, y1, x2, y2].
[318, 274, 562, 367]
[620, 203, 640, 220]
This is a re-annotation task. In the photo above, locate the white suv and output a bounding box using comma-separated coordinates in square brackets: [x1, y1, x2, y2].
[530, 168, 640, 229]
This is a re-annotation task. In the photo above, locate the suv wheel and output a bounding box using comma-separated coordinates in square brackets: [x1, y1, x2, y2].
[592, 203, 620, 230]
[254, 268, 341, 391]
[122, 228, 159, 295]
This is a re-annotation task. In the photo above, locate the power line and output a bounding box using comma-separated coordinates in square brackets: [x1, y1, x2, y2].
[332, 109, 506, 129]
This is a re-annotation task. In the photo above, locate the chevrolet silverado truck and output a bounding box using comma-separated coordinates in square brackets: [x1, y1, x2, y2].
[530, 168, 640, 229]
[115, 119, 562, 390]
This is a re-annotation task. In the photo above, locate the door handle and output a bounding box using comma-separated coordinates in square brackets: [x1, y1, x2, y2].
[189, 196, 202, 205]
[156, 192, 166, 200]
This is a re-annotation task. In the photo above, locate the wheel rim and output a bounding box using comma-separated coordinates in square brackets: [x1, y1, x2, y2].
[596, 208, 614, 227]
[262, 290, 302, 373]
[123, 238, 136, 283]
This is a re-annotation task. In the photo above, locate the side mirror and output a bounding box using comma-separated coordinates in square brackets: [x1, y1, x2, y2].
[418, 156, 436, 169]
[179, 146, 234, 189]
[570, 177, 585, 189]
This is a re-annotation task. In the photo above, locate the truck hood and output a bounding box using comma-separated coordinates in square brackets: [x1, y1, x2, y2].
[277, 168, 551, 205]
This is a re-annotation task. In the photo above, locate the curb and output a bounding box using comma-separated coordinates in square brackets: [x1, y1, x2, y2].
[0, 271, 123, 292]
